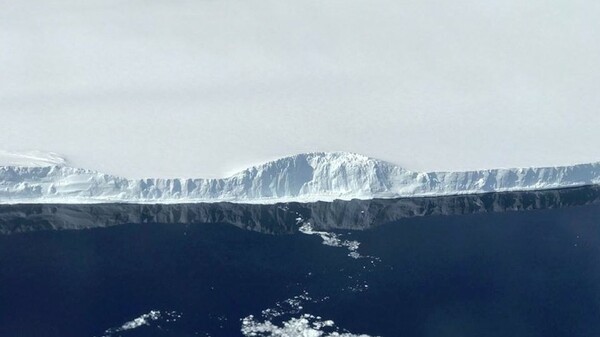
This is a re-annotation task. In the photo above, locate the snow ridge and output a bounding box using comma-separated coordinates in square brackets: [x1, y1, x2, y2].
[0, 150, 68, 167]
[1, 151, 600, 204]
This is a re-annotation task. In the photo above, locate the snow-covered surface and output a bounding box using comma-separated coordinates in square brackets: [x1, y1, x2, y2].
[4, 1, 600, 178]
[0, 150, 67, 167]
[2, 151, 600, 204]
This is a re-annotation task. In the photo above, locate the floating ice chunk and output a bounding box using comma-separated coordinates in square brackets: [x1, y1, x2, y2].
[241, 313, 378, 337]
[100, 310, 182, 336]
[298, 222, 364, 259]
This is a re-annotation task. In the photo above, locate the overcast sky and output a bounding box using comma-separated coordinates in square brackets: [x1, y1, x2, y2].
[2, 0, 600, 178]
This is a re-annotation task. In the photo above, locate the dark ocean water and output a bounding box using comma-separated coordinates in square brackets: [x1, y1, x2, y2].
[1, 188, 600, 337]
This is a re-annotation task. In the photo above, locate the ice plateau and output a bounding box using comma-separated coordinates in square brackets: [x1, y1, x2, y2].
[1, 151, 600, 204]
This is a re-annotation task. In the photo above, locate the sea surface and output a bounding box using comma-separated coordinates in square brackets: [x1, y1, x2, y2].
[1, 187, 600, 337]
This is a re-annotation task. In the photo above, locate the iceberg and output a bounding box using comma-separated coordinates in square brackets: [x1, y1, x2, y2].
[1, 151, 600, 204]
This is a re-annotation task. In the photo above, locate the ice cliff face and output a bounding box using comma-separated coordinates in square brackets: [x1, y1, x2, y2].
[3, 184, 599, 234]
[1, 151, 600, 204]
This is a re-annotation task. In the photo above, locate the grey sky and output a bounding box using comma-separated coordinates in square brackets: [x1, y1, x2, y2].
[2, 0, 600, 178]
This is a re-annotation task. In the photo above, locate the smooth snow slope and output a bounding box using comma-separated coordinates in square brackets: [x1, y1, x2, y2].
[0, 150, 68, 167]
[4, 1, 600, 178]
[1, 151, 600, 204]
